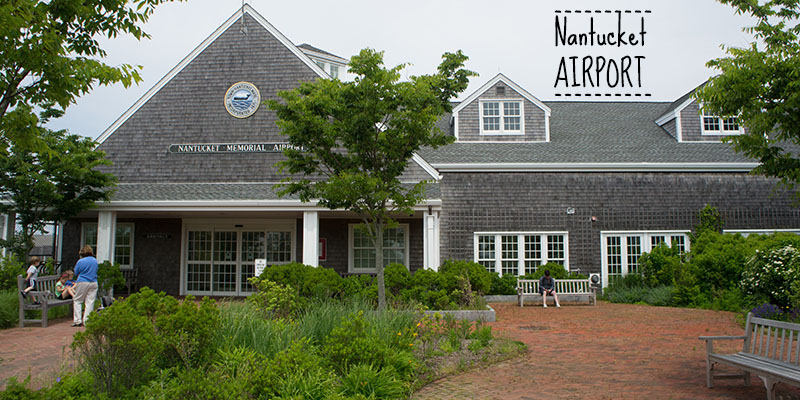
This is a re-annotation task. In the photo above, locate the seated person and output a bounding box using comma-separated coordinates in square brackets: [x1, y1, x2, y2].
[55, 272, 76, 300]
[538, 269, 561, 308]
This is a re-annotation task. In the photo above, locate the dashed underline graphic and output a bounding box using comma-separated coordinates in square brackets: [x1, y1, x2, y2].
[554, 93, 652, 97]
[555, 10, 651, 14]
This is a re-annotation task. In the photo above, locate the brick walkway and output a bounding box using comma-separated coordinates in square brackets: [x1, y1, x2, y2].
[414, 302, 800, 400]
[2, 302, 800, 399]
[0, 316, 80, 389]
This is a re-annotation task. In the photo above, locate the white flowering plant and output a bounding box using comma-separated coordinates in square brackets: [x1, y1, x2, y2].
[740, 245, 800, 309]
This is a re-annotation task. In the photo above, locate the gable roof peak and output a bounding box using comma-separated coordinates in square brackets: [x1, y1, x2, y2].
[453, 73, 551, 116]
[95, 4, 328, 145]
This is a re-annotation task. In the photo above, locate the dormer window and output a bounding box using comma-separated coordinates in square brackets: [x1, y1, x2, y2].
[702, 109, 742, 135]
[329, 65, 339, 79]
[480, 100, 524, 135]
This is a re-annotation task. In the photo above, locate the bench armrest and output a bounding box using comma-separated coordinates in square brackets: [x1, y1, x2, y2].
[699, 335, 746, 355]
[698, 335, 746, 341]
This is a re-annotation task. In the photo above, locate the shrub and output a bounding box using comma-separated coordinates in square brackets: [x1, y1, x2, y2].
[321, 311, 388, 373]
[438, 260, 492, 294]
[524, 262, 586, 280]
[0, 290, 18, 329]
[640, 244, 683, 287]
[741, 245, 800, 309]
[259, 262, 343, 298]
[247, 277, 307, 319]
[488, 273, 517, 295]
[751, 303, 784, 320]
[686, 232, 750, 293]
[153, 295, 220, 369]
[0, 254, 24, 291]
[339, 274, 377, 301]
[256, 339, 337, 400]
[384, 263, 411, 296]
[97, 260, 125, 294]
[71, 301, 160, 398]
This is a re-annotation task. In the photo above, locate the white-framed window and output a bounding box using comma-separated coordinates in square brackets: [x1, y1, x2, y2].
[348, 224, 409, 273]
[474, 232, 569, 276]
[701, 109, 742, 135]
[329, 64, 339, 79]
[723, 228, 800, 237]
[479, 100, 524, 135]
[183, 219, 295, 296]
[600, 230, 690, 287]
[80, 223, 135, 270]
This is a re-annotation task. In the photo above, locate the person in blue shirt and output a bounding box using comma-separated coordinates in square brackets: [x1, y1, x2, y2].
[72, 245, 99, 327]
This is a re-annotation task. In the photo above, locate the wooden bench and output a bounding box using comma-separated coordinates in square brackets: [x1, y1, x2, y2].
[17, 275, 73, 328]
[700, 312, 800, 400]
[516, 278, 596, 306]
[122, 268, 138, 295]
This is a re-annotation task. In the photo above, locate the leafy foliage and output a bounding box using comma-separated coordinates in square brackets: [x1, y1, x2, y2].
[696, 0, 800, 191]
[0, 128, 116, 259]
[247, 277, 307, 319]
[269, 48, 475, 308]
[97, 260, 125, 294]
[258, 261, 343, 298]
[641, 244, 684, 287]
[0, 0, 182, 151]
[741, 245, 800, 308]
[71, 301, 160, 398]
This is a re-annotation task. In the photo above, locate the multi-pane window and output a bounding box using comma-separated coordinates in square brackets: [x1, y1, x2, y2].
[480, 101, 523, 134]
[503, 102, 521, 131]
[185, 227, 291, 295]
[350, 225, 408, 272]
[81, 223, 135, 269]
[606, 236, 623, 286]
[501, 235, 519, 276]
[474, 232, 568, 276]
[601, 231, 690, 287]
[702, 109, 741, 135]
[482, 102, 500, 131]
[523, 235, 542, 275]
[477, 235, 496, 272]
[329, 65, 339, 79]
[626, 236, 642, 275]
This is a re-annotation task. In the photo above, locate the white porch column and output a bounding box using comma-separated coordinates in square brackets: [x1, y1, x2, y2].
[96, 211, 117, 263]
[303, 211, 319, 267]
[423, 210, 440, 271]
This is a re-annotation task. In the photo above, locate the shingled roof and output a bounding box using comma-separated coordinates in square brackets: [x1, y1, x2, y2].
[110, 182, 440, 202]
[419, 101, 755, 166]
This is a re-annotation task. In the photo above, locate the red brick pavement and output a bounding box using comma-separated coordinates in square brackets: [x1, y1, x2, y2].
[2, 302, 800, 399]
[0, 316, 80, 389]
[413, 302, 800, 400]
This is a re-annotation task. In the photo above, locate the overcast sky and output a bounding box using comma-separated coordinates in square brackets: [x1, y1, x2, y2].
[49, 0, 756, 139]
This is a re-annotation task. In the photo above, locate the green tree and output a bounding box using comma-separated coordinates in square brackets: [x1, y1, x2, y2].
[0, 127, 116, 259]
[269, 49, 475, 308]
[696, 0, 800, 190]
[0, 0, 182, 153]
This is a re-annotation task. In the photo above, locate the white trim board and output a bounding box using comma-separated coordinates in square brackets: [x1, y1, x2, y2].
[432, 162, 759, 172]
[94, 199, 443, 212]
[412, 153, 442, 180]
[454, 74, 551, 116]
[95, 4, 328, 145]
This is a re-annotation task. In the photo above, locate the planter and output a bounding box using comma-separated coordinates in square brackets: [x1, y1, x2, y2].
[423, 305, 495, 322]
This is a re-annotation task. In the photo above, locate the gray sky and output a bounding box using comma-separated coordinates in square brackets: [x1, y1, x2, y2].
[49, 0, 755, 139]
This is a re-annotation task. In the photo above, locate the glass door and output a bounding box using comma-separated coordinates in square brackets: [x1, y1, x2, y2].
[240, 231, 266, 293]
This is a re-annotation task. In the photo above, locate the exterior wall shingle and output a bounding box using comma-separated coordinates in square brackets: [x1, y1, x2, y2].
[439, 172, 800, 274]
[457, 82, 547, 142]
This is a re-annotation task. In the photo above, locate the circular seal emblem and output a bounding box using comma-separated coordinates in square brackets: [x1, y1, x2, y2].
[224, 82, 260, 118]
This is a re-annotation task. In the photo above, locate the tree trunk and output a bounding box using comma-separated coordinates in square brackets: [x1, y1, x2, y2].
[375, 221, 386, 310]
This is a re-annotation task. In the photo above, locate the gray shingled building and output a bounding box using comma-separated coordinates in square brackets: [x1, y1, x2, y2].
[49, 6, 799, 295]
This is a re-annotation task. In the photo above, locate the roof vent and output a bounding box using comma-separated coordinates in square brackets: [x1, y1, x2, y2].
[496, 86, 506, 95]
